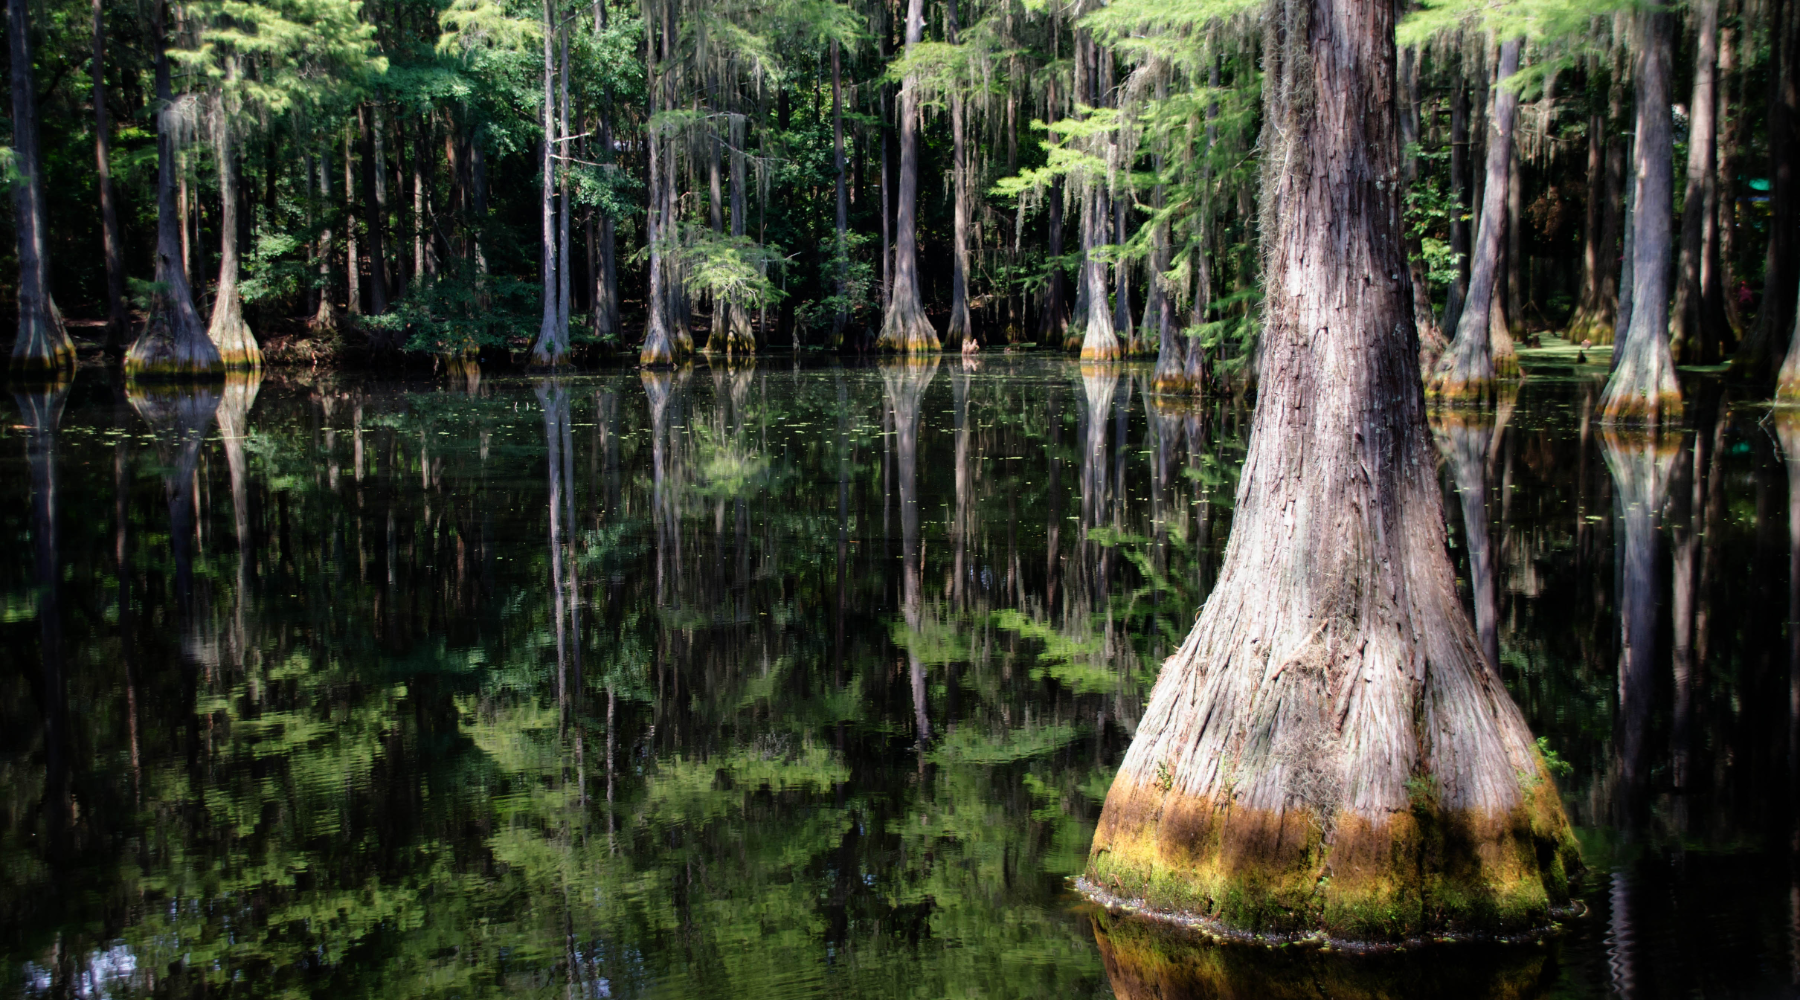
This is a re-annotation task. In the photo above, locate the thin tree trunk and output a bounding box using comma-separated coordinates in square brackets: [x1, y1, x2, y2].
[833, 40, 850, 344]
[532, 0, 568, 367]
[638, 0, 674, 364]
[8, 0, 72, 375]
[1087, 0, 1574, 941]
[557, 24, 571, 340]
[344, 125, 361, 316]
[1503, 142, 1522, 336]
[1429, 38, 1522, 401]
[207, 87, 260, 368]
[126, 0, 221, 377]
[1570, 102, 1608, 339]
[1441, 68, 1471, 335]
[92, 0, 127, 353]
[1601, 10, 1683, 423]
[359, 105, 389, 315]
[726, 113, 753, 351]
[592, 0, 618, 341]
[312, 145, 336, 332]
[1673, 0, 1731, 363]
[1039, 80, 1068, 346]
[706, 104, 725, 352]
[1402, 44, 1446, 368]
[876, 0, 940, 352]
[945, 0, 974, 351]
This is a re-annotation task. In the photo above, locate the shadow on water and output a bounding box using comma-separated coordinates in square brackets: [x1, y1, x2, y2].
[2, 356, 1799, 998]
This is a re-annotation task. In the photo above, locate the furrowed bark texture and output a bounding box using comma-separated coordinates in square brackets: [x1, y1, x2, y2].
[1087, 0, 1574, 941]
[126, 0, 222, 380]
[8, 0, 73, 376]
[1429, 39, 1521, 403]
[1601, 10, 1683, 424]
[877, 0, 940, 353]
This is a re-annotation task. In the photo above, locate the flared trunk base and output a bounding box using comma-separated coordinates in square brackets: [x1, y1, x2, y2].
[878, 296, 940, 354]
[1087, 780, 1575, 943]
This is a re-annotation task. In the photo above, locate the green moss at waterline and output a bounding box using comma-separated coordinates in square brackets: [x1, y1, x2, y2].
[1087, 799, 1579, 943]
[8, 345, 76, 378]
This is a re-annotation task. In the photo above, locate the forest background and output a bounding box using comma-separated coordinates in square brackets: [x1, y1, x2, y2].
[0, 0, 1795, 389]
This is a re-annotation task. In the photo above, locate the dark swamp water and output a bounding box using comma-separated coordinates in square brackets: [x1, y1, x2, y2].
[3, 353, 1797, 999]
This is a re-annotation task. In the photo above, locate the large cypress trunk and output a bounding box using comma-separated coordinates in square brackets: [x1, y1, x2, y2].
[125, 0, 222, 379]
[877, 0, 940, 352]
[1085, 0, 1574, 941]
[1600, 9, 1682, 423]
[207, 87, 261, 369]
[91, 0, 127, 353]
[8, 0, 74, 376]
[1428, 38, 1522, 402]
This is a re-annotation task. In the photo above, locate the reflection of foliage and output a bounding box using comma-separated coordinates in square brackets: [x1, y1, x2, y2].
[4, 359, 1264, 999]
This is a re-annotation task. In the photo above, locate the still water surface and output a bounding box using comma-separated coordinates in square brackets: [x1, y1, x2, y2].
[1, 354, 1794, 998]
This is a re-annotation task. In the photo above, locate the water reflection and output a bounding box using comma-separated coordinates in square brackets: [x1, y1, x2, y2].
[1092, 910, 1553, 1000]
[0, 360, 1796, 998]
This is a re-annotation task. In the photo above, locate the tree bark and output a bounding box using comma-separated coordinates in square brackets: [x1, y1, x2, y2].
[833, 40, 850, 345]
[638, 0, 674, 365]
[125, 0, 222, 378]
[1601, 10, 1683, 423]
[592, 0, 619, 342]
[946, 0, 974, 351]
[1429, 38, 1523, 402]
[877, 0, 940, 352]
[1672, 0, 1732, 364]
[207, 88, 260, 369]
[359, 105, 390, 315]
[1569, 102, 1609, 340]
[92, 0, 128, 353]
[345, 125, 361, 316]
[726, 114, 753, 351]
[312, 145, 337, 333]
[532, 1, 568, 367]
[8, 0, 73, 376]
[1040, 81, 1068, 346]
[1086, 0, 1574, 940]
